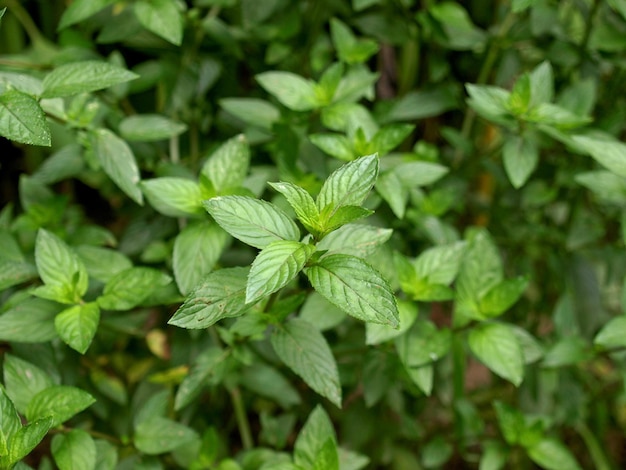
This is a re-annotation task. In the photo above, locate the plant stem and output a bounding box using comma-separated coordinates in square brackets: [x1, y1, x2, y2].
[228, 385, 254, 451]
[1, 0, 44, 44]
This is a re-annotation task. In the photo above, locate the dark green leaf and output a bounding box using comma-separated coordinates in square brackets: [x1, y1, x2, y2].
[309, 133, 355, 161]
[493, 401, 525, 445]
[175, 347, 229, 410]
[42, 61, 138, 98]
[395, 320, 451, 368]
[134, 417, 198, 454]
[238, 362, 301, 409]
[479, 276, 528, 318]
[0, 90, 51, 146]
[366, 300, 418, 345]
[330, 18, 378, 64]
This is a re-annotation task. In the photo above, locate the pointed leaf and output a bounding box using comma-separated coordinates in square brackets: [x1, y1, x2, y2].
[42, 61, 138, 98]
[271, 318, 342, 407]
[204, 196, 300, 249]
[395, 320, 451, 368]
[370, 124, 414, 156]
[168, 267, 249, 329]
[468, 322, 524, 386]
[304, 254, 398, 327]
[51, 429, 96, 470]
[256, 71, 318, 111]
[366, 300, 418, 345]
[246, 241, 314, 304]
[89, 128, 143, 204]
[456, 228, 502, 304]
[269, 181, 320, 233]
[75, 245, 132, 283]
[571, 134, 626, 179]
[414, 241, 466, 285]
[54, 302, 100, 354]
[309, 133, 355, 161]
[3, 355, 54, 415]
[0, 298, 58, 343]
[479, 276, 528, 318]
[201, 134, 250, 193]
[7, 417, 53, 465]
[58, 0, 116, 29]
[0, 386, 21, 458]
[594, 315, 626, 349]
[26, 385, 95, 428]
[527, 437, 582, 470]
[97, 267, 171, 311]
[141, 177, 204, 217]
[0, 90, 51, 146]
[134, 0, 183, 46]
[119, 114, 187, 141]
[317, 223, 392, 258]
[219, 98, 280, 130]
[322, 205, 373, 233]
[330, 18, 378, 64]
[135, 416, 198, 454]
[238, 362, 301, 409]
[503, 136, 539, 188]
[294, 405, 336, 468]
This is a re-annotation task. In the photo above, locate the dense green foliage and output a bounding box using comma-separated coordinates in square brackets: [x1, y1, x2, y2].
[1, 0, 626, 468]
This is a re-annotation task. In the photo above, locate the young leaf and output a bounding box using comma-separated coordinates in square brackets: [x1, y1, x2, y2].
[528, 60, 554, 106]
[42, 61, 138, 98]
[97, 267, 172, 311]
[312, 438, 340, 470]
[0, 90, 51, 146]
[246, 241, 315, 304]
[7, 418, 53, 466]
[54, 302, 100, 354]
[3, 355, 54, 414]
[89, 128, 143, 204]
[502, 136, 539, 188]
[294, 405, 336, 468]
[304, 254, 399, 327]
[141, 177, 204, 217]
[35, 229, 88, 303]
[51, 429, 96, 470]
[316, 154, 379, 213]
[330, 18, 379, 64]
[271, 318, 342, 407]
[134, 0, 183, 46]
[256, 71, 319, 111]
[321, 205, 373, 234]
[26, 385, 95, 428]
[468, 322, 524, 386]
[268, 181, 321, 233]
[201, 134, 250, 194]
[204, 196, 300, 249]
[369, 124, 414, 156]
[134, 417, 198, 454]
[317, 223, 392, 258]
[0, 386, 21, 458]
[465, 84, 511, 123]
[173, 221, 229, 295]
[526, 437, 582, 470]
[119, 114, 187, 141]
[479, 276, 528, 318]
[168, 267, 249, 329]
[594, 315, 626, 349]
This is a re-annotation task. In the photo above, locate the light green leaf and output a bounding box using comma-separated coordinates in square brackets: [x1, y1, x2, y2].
[246, 241, 314, 304]
[174, 347, 229, 410]
[54, 302, 100, 354]
[97, 267, 172, 311]
[168, 267, 249, 329]
[542, 337, 591, 368]
[304, 254, 399, 327]
[0, 297, 58, 343]
[94, 439, 118, 470]
[268, 181, 320, 233]
[571, 133, 626, 179]
[141, 177, 204, 217]
[466, 84, 511, 122]
[204, 196, 300, 249]
[294, 406, 336, 469]
[430, 2, 486, 50]
[256, 71, 319, 111]
[502, 135, 539, 188]
[330, 18, 379, 64]
[119, 114, 187, 141]
[468, 322, 524, 386]
[575, 170, 626, 204]
[51, 429, 96, 470]
[316, 154, 379, 213]
[89, 128, 143, 204]
[528, 60, 554, 106]
[414, 241, 466, 285]
[526, 103, 591, 129]
[309, 133, 355, 161]
[3, 355, 54, 415]
[493, 401, 525, 445]
[333, 65, 378, 103]
[299, 292, 347, 331]
[0, 90, 51, 146]
[201, 134, 250, 193]
[26, 385, 95, 428]
[75, 245, 132, 283]
[366, 300, 418, 345]
[376, 170, 408, 218]
[219, 98, 280, 130]
[135, 417, 198, 454]
[42, 61, 138, 98]
[271, 318, 342, 407]
[35, 229, 88, 303]
[173, 222, 229, 295]
[0, 386, 21, 458]
[479, 276, 528, 318]
[527, 437, 582, 470]
[134, 0, 184, 46]
[317, 223, 392, 258]
[370, 124, 414, 156]
[58, 0, 116, 29]
[395, 320, 451, 367]
[322, 205, 373, 233]
[382, 85, 460, 123]
[594, 315, 626, 349]
[7, 417, 53, 466]
[0, 260, 38, 291]
[312, 438, 340, 470]
[317, 62, 344, 104]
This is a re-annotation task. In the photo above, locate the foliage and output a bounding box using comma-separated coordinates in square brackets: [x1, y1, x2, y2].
[1, 0, 626, 468]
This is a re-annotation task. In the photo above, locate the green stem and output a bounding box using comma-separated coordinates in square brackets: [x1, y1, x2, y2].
[0, 0, 44, 44]
[228, 385, 254, 451]
[575, 422, 612, 470]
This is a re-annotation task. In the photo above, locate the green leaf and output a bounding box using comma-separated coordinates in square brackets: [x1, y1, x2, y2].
[42, 61, 138, 98]
[173, 221, 228, 296]
[238, 362, 301, 409]
[395, 320, 451, 368]
[479, 441, 509, 470]
[333, 65, 378, 103]
[141, 177, 204, 217]
[382, 85, 460, 122]
[493, 401, 525, 445]
[134, 0, 184, 46]
[256, 71, 319, 111]
[575, 170, 626, 204]
[317, 223, 392, 258]
[312, 438, 340, 470]
[0, 90, 51, 146]
[479, 276, 528, 318]
[75, 245, 133, 283]
[507, 74, 531, 114]
[502, 135, 539, 188]
[366, 300, 418, 345]
[168, 267, 249, 329]
[309, 133, 355, 161]
[304, 254, 399, 327]
[54, 302, 100, 354]
[299, 292, 347, 331]
[330, 18, 379, 64]
[7, 417, 53, 466]
[294, 405, 337, 468]
[542, 337, 591, 368]
[468, 322, 524, 386]
[322, 205, 373, 233]
[594, 315, 626, 349]
[414, 241, 466, 285]
[0, 297, 58, 343]
[35, 229, 88, 303]
[271, 318, 342, 407]
[526, 103, 591, 129]
[58, 0, 116, 29]
[246, 241, 314, 304]
[317, 62, 344, 104]
[97, 267, 172, 311]
[51, 429, 96, 470]
[3, 355, 54, 415]
[465, 84, 511, 123]
[135, 417, 198, 454]
[369, 124, 414, 156]
[219, 98, 280, 130]
[527, 437, 582, 470]
[201, 134, 250, 194]
[528, 60, 554, 107]
[26, 385, 95, 428]
[175, 347, 229, 410]
[89, 128, 143, 204]
[0, 386, 21, 458]
[119, 114, 187, 141]
[316, 154, 379, 213]
[204, 196, 300, 249]
[429, 2, 486, 50]
[268, 181, 320, 233]
[571, 134, 626, 179]
[0, 260, 38, 291]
